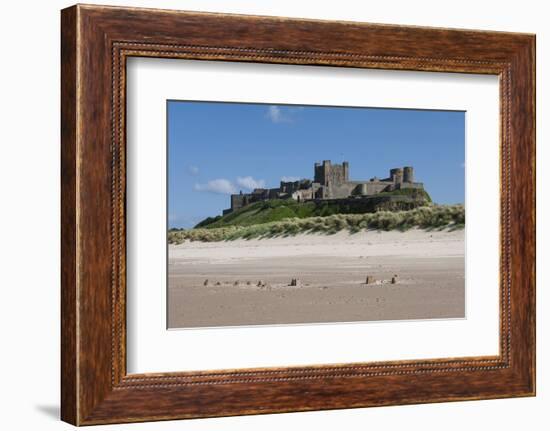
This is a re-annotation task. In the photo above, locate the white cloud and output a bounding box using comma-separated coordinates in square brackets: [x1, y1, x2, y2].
[266, 106, 283, 123]
[266, 105, 296, 123]
[236, 176, 266, 191]
[266, 105, 305, 123]
[194, 179, 236, 194]
[281, 176, 301, 182]
[187, 165, 199, 176]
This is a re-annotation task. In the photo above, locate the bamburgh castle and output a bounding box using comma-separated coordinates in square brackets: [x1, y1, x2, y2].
[224, 160, 425, 214]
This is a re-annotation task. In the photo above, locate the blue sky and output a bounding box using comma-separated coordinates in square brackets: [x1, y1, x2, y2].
[168, 101, 465, 229]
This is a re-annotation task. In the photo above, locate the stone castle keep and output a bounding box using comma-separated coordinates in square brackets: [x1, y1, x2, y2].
[224, 160, 425, 215]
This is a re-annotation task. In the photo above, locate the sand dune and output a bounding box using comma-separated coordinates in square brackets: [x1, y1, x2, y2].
[168, 228, 465, 328]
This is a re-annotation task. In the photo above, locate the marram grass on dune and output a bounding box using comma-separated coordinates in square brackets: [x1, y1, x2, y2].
[168, 204, 465, 244]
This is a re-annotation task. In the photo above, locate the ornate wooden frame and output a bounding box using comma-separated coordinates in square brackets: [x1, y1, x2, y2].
[61, 4, 535, 425]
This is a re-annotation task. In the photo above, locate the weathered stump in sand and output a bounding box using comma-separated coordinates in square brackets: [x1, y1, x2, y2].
[203, 279, 209, 286]
[365, 275, 376, 285]
[215, 281, 221, 286]
[234, 280, 240, 286]
[391, 275, 398, 284]
[257, 280, 265, 287]
[289, 278, 302, 287]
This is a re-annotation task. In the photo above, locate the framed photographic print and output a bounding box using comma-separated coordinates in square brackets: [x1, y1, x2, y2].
[164, 101, 465, 330]
[61, 4, 535, 425]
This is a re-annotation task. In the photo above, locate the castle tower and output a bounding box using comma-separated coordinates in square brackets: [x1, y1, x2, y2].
[323, 160, 331, 186]
[390, 168, 404, 184]
[403, 166, 414, 183]
[314, 160, 333, 186]
[313, 160, 349, 190]
[314, 161, 323, 184]
[343, 161, 349, 182]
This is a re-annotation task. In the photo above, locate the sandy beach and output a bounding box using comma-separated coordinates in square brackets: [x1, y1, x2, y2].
[168, 228, 465, 328]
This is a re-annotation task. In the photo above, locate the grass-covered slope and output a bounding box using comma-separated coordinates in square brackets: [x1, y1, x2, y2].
[195, 188, 432, 229]
[169, 204, 464, 243]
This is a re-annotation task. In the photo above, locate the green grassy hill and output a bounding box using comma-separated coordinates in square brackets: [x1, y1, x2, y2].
[194, 188, 432, 229]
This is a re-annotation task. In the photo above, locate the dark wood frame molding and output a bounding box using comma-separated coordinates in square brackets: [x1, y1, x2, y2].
[61, 4, 535, 425]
